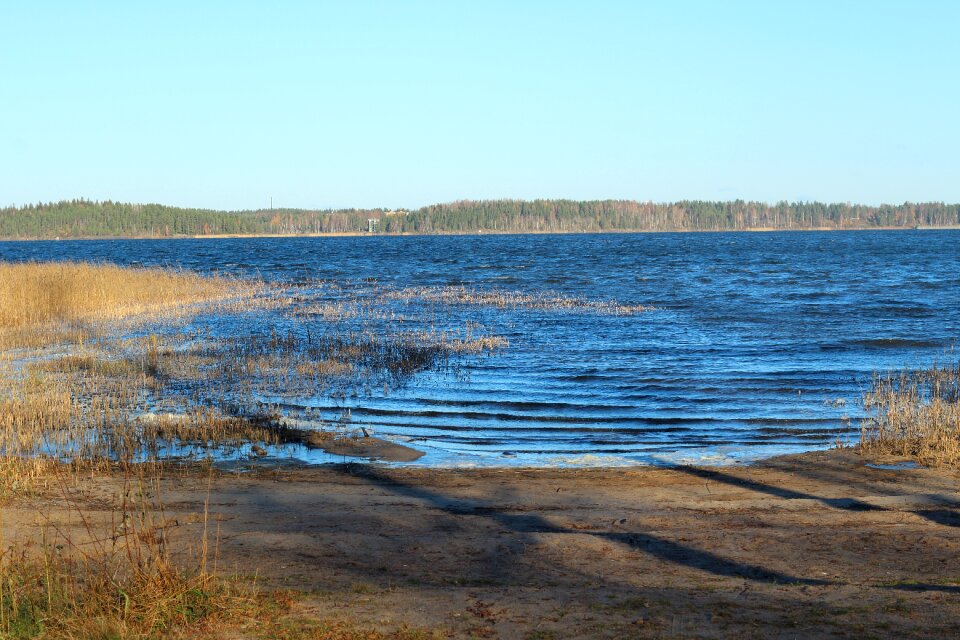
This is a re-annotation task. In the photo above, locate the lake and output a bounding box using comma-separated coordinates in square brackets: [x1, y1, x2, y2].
[3, 231, 958, 467]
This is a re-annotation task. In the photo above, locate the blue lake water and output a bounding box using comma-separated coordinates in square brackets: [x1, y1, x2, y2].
[3, 231, 959, 467]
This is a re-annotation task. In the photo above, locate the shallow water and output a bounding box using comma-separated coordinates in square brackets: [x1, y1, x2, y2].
[3, 231, 958, 467]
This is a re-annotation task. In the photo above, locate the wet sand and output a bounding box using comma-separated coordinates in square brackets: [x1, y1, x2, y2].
[5, 449, 960, 638]
[278, 421, 427, 462]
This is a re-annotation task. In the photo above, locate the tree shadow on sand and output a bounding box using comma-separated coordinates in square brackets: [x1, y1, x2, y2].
[671, 464, 960, 530]
[333, 464, 831, 586]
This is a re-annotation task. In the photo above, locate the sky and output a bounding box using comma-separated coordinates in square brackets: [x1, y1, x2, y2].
[1, 1, 958, 210]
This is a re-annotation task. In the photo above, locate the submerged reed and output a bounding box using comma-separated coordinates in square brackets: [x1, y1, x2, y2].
[382, 284, 654, 315]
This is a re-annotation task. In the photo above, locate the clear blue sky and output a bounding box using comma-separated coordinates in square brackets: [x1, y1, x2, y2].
[2, 1, 957, 210]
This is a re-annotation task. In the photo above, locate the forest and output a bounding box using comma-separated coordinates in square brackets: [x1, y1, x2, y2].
[1, 198, 959, 239]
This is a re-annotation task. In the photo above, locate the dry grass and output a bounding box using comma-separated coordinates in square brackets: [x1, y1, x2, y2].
[0, 463, 444, 640]
[859, 360, 960, 465]
[0, 467, 259, 640]
[0, 261, 257, 349]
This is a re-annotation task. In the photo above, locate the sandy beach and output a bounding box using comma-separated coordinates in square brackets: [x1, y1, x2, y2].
[5, 449, 959, 639]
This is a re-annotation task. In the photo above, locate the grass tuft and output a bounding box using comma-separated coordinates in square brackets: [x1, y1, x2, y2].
[859, 360, 960, 466]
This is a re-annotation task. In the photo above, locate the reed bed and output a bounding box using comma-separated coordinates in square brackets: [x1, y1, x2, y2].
[132, 327, 507, 408]
[0, 329, 506, 482]
[0, 263, 509, 478]
[1, 356, 325, 484]
[859, 360, 960, 465]
[0, 261, 259, 349]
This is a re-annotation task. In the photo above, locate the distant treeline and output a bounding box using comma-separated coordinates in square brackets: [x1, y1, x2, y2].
[2, 199, 959, 239]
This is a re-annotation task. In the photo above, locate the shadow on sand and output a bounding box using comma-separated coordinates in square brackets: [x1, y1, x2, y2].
[334, 464, 832, 586]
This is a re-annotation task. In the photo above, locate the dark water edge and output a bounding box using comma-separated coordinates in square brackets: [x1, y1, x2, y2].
[3, 230, 958, 467]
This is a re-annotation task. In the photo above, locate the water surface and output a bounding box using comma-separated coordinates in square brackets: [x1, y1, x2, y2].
[3, 231, 958, 467]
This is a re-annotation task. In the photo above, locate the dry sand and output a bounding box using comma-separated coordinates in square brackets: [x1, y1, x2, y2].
[4, 449, 959, 638]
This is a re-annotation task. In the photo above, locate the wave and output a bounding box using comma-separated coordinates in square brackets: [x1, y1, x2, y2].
[817, 338, 944, 351]
[854, 338, 943, 349]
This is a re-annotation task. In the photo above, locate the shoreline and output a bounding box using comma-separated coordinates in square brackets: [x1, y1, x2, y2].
[234, 438, 832, 470]
[2, 225, 959, 242]
[6, 448, 959, 638]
